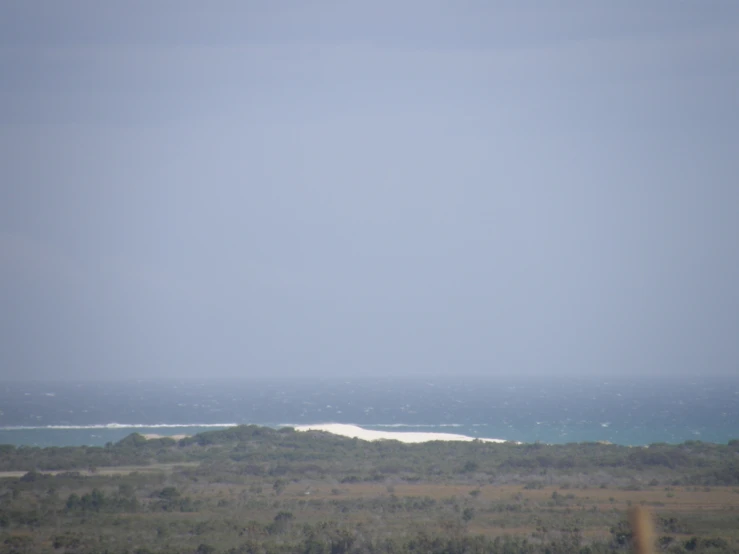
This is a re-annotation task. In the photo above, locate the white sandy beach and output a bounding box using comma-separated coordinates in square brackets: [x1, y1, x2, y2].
[294, 423, 506, 444]
[143, 434, 189, 440]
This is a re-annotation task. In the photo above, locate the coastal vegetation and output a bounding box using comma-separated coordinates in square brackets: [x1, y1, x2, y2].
[1, 426, 738, 553]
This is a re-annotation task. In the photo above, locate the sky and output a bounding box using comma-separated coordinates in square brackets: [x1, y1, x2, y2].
[1, 2, 738, 381]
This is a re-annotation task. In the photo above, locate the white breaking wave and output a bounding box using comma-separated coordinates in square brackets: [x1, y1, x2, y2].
[0, 423, 239, 431]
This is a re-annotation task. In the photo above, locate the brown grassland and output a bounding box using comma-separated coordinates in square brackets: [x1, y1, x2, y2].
[1, 426, 738, 553]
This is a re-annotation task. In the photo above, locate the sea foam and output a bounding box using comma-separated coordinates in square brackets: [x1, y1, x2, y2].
[0, 423, 239, 431]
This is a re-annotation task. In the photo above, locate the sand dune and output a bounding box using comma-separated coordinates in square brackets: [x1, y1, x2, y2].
[294, 423, 506, 444]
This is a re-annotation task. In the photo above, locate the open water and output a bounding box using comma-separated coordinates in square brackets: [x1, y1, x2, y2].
[0, 376, 737, 447]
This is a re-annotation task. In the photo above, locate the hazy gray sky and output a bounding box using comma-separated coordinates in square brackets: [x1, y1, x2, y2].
[1, 2, 738, 380]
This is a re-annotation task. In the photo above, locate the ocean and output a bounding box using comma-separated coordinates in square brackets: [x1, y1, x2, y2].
[1, 376, 737, 447]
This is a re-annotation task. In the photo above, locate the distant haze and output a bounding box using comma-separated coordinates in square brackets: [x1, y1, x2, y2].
[1, 3, 738, 380]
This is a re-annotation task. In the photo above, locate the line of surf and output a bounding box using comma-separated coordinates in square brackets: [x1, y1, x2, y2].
[294, 423, 507, 444]
[0, 423, 239, 430]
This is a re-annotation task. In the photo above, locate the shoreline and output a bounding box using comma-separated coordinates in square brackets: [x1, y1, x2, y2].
[0, 422, 732, 448]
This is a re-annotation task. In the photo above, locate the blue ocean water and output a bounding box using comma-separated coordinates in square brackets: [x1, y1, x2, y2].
[0, 376, 737, 447]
